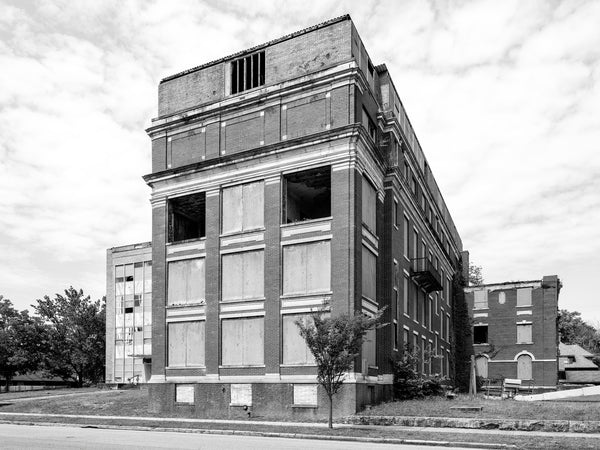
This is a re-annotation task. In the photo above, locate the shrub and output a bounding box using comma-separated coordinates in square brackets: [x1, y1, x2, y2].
[392, 346, 447, 400]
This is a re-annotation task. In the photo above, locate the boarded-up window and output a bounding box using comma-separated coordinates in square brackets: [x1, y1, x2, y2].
[283, 241, 330, 295]
[517, 354, 532, 380]
[168, 321, 205, 367]
[222, 181, 264, 234]
[221, 317, 264, 366]
[222, 250, 264, 301]
[475, 356, 488, 378]
[362, 327, 376, 368]
[293, 384, 317, 406]
[517, 288, 532, 307]
[230, 383, 253, 405]
[362, 177, 377, 232]
[498, 291, 506, 304]
[168, 258, 205, 305]
[473, 290, 488, 309]
[362, 246, 377, 301]
[282, 314, 315, 365]
[517, 323, 532, 344]
[175, 384, 195, 403]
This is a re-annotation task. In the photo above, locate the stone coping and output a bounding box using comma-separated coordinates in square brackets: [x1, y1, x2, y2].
[343, 415, 600, 433]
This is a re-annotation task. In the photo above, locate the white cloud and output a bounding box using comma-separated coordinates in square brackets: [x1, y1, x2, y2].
[0, 0, 598, 325]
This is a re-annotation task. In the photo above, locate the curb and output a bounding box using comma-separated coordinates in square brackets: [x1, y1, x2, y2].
[0, 419, 517, 449]
[343, 415, 600, 434]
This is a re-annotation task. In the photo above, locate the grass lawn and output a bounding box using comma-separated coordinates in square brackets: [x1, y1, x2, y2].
[363, 394, 600, 422]
[0, 387, 98, 401]
[1, 389, 600, 449]
[3, 388, 600, 423]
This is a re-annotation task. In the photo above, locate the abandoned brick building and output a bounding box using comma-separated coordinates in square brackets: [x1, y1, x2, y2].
[105, 242, 153, 384]
[465, 276, 562, 389]
[108, 15, 466, 416]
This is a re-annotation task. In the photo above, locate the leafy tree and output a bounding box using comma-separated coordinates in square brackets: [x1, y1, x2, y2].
[33, 288, 105, 387]
[558, 309, 600, 353]
[468, 263, 484, 286]
[295, 309, 385, 428]
[0, 296, 46, 392]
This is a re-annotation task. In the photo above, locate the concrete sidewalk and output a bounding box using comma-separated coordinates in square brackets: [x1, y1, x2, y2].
[1, 411, 600, 440]
[0, 415, 516, 449]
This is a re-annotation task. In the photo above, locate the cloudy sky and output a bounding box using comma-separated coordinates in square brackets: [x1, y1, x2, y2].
[1, 0, 599, 322]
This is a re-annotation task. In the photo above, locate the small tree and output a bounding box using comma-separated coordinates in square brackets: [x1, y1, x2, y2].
[391, 345, 421, 400]
[468, 263, 484, 286]
[295, 309, 385, 428]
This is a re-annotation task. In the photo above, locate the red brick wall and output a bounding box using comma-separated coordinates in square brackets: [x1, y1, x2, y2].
[158, 20, 352, 117]
[467, 276, 560, 386]
[151, 204, 167, 377]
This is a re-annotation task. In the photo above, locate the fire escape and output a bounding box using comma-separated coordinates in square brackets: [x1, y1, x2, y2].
[410, 258, 443, 292]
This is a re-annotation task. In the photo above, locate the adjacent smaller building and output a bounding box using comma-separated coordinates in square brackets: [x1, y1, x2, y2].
[464, 276, 561, 389]
[559, 342, 600, 384]
[105, 242, 153, 384]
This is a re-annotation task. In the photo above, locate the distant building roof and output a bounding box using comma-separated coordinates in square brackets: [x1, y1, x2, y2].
[559, 343, 599, 371]
[464, 279, 542, 293]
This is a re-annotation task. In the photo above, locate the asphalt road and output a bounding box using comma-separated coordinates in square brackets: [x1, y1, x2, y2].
[0, 423, 486, 449]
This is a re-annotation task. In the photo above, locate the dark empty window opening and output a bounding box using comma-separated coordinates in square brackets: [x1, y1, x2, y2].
[283, 167, 331, 224]
[473, 325, 488, 345]
[362, 107, 377, 142]
[168, 192, 206, 243]
[231, 51, 265, 95]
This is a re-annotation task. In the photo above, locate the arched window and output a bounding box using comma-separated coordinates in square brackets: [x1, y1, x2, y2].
[517, 354, 532, 380]
[475, 355, 488, 378]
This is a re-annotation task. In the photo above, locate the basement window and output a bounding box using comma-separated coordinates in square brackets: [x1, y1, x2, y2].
[283, 166, 331, 224]
[231, 51, 265, 95]
[168, 192, 206, 243]
[473, 325, 488, 344]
